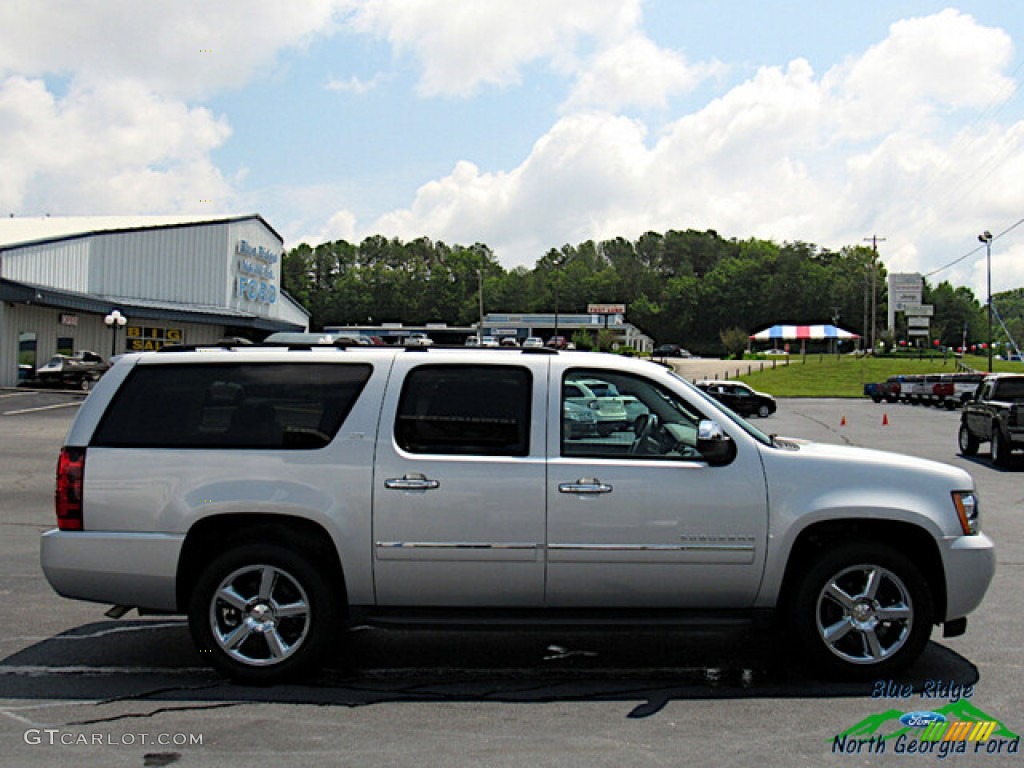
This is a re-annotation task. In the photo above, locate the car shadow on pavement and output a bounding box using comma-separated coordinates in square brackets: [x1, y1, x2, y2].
[0, 620, 979, 718]
[958, 453, 1024, 472]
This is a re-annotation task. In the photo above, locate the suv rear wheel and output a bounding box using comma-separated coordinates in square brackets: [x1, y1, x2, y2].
[790, 542, 933, 679]
[188, 543, 338, 684]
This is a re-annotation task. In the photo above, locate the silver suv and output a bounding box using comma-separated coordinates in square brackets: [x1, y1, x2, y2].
[43, 345, 995, 683]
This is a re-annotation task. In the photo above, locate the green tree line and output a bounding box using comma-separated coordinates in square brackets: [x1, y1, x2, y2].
[282, 229, 994, 354]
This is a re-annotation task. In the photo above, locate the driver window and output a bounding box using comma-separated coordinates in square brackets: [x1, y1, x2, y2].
[561, 369, 705, 460]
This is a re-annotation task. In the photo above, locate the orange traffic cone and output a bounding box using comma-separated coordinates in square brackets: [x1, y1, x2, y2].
[840, 416, 847, 426]
[882, 413, 889, 426]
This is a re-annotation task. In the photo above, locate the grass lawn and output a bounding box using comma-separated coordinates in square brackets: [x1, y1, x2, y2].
[738, 355, 1021, 397]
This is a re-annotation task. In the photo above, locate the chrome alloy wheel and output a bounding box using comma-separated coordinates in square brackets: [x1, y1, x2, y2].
[209, 564, 311, 667]
[815, 564, 913, 665]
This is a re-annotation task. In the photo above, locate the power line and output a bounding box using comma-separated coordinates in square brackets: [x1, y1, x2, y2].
[923, 216, 1024, 279]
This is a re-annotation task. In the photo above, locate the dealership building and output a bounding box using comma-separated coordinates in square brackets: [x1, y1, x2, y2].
[0, 214, 309, 388]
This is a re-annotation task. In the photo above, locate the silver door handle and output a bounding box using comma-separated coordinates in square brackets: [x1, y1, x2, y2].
[385, 474, 440, 491]
[558, 479, 613, 494]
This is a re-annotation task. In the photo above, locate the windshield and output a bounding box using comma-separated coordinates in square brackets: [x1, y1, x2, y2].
[667, 370, 775, 446]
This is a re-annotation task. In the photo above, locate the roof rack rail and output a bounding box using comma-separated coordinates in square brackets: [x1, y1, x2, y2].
[156, 343, 243, 353]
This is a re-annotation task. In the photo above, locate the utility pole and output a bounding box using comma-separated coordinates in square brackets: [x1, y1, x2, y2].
[864, 235, 886, 349]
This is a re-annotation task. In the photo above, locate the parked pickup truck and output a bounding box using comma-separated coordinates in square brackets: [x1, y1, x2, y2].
[877, 376, 903, 403]
[959, 373, 1024, 466]
[932, 373, 985, 410]
[42, 345, 994, 684]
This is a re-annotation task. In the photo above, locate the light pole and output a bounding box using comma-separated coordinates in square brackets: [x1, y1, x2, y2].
[104, 309, 127, 358]
[476, 269, 484, 341]
[978, 231, 993, 373]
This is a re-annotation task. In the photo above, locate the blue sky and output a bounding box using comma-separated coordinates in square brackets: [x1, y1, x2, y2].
[1, 1, 1023, 298]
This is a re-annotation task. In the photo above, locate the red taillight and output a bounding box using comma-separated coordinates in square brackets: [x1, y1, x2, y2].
[55, 447, 86, 531]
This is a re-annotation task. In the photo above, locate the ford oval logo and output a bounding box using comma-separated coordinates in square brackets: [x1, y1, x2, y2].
[900, 711, 947, 728]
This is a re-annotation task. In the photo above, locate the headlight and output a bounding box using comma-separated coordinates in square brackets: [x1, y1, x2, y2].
[952, 491, 980, 535]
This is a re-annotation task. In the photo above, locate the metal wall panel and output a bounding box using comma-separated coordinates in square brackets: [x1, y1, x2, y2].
[2, 239, 92, 292]
[89, 224, 230, 305]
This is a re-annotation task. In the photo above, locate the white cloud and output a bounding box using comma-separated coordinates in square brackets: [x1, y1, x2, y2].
[329, 8, 1023, 304]
[0, 0, 350, 216]
[298, 208, 359, 247]
[325, 73, 388, 94]
[563, 33, 721, 112]
[834, 8, 1015, 139]
[0, 77, 233, 213]
[347, 0, 644, 97]
[0, 0, 353, 97]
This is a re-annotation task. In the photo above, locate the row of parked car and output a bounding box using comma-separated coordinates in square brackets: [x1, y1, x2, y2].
[865, 370, 1024, 466]
[864, 372, 986, 409]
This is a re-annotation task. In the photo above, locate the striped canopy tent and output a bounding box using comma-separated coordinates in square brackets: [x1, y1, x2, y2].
[749, 324, 860, 341]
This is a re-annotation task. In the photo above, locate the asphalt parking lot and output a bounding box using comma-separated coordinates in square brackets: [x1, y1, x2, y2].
[0, 390, 1020, 767]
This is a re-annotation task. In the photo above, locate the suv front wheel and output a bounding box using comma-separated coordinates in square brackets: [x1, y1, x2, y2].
[958, 422, 979, 456]
[790, 542, 933, 679]
[188, 543, 338, 684]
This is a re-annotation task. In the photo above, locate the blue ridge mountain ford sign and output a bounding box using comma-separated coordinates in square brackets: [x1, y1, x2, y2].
[235, 240, 278, 305]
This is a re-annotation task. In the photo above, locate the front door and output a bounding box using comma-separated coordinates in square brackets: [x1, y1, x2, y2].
[546, 367, 768, 608]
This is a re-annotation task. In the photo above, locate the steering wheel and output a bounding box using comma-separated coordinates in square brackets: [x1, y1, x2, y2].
[629, 413, 659, 455]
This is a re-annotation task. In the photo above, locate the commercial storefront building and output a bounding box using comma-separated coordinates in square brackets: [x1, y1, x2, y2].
[0, 214, 308, 388]
[481, 313, 654, 352]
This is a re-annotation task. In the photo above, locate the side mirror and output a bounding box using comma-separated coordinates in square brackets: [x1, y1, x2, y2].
[697, 419, 736, 466]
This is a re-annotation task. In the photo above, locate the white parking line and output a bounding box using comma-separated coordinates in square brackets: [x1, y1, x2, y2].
[0, 392, 34, 399]
[3, 402, 82, 416]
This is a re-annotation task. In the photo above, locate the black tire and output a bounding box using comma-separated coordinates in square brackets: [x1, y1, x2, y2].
[789, 541, 933, 680]
[991, 425, 1010, 467]
[871, 396, 882, 404]
[958, 423, 979, 456]
[188, 543, 339, 684]
[757, 404, 772, 418]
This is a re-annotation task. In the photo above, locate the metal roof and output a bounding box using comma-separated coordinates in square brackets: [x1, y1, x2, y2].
[0, 277, 305, 332]
[0, 214, 282, 250]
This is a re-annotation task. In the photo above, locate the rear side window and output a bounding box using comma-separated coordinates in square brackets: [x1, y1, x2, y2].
[92, 363, 372, 449]
[395, 365, 531, 456]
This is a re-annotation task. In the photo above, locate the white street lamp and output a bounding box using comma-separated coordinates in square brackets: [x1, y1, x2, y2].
[104, 309, 127, 358]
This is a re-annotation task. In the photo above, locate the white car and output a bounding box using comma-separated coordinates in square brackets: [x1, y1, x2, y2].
[562, 377, 629, 436]
[523, 337, 544, 349]
[405, 333, 434, 347]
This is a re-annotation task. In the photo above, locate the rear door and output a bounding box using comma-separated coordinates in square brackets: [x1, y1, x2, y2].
[372, 354, 548, 606]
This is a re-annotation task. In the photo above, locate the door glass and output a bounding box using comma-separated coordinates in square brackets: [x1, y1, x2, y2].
[395, 364, 532, 456]
[561, 369, 706, 460]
